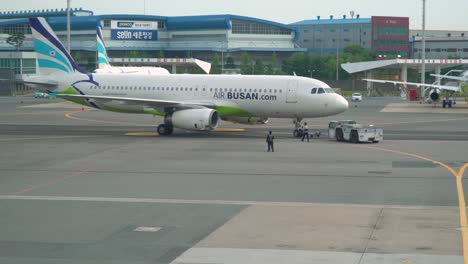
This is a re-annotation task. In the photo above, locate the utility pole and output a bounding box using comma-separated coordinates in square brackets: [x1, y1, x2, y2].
[67, 0, 71, 52]
[421, 0, 426, 100]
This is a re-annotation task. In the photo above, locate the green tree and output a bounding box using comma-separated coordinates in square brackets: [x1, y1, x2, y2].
[254, 59, 265, 75]
[210, 53, 221, 74]
[240, 52, 252, 75]
[266, 52, 278, 75]
[282, 52, 311, 77]
[129, 50, 141, 58]
[6, 32, 25, 51]
[186, 50, 192, 58]
[225, 56, 235, 69]
[155, 49, 165, 58]
[72, 51, 82, 63]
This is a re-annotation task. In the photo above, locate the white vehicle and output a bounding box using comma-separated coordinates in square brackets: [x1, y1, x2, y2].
[328, 120, 383, 143]
[34, 91, 49, 98]
[351, 92, 362, 102]
[24, 18, 348, 136]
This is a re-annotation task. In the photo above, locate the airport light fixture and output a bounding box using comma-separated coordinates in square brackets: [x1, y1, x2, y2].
[421, 0, 426, 98]
[67, 0, 70, 52]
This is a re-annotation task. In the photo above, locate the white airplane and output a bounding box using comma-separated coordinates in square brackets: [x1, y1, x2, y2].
[431, 70, 468, 82]
[364, 75, 462, 108]
[25, 17, 348, 135]
[94, 26, 170, 75]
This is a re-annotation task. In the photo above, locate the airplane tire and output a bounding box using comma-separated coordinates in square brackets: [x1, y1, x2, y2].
[448, 100, 452, 108]
[157, 124, 167, 135]
[442, 100, 446, 108]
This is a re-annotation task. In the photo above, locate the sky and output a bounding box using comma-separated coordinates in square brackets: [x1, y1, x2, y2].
[5, 0, 468, 30]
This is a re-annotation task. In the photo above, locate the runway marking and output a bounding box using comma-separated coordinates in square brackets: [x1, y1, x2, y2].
[0, 195, 459, 209]
[214, 128, 246, 132]
[125, 132, 159, 137]
[0, 168, 94, 198]
[64, 110, 149, 126]
[65, 110, 246, 132]
[0, 111, 63, 116]
[375, 117, 468, 126]
[358, 145, 468, 264]
[0, 135, 100, 142]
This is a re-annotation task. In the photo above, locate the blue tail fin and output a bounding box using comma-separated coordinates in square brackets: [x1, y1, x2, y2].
[96, 26, 111, 69]
[29, 17, 88, 75]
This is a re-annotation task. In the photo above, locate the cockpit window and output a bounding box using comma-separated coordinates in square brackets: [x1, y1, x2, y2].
[311, 88, 317, 94]
[317, 88, 325, 94]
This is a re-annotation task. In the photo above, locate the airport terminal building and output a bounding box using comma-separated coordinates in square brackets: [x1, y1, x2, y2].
[0, 8, 304, 75]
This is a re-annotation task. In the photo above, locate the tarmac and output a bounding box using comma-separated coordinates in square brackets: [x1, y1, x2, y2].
[1, 96, 468, 264]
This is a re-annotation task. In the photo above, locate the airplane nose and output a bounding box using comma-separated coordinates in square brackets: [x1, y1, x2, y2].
[335, 94, 349, 113]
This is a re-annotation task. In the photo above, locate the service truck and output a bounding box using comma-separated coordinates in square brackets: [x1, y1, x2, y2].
[328, 120, 383, 143]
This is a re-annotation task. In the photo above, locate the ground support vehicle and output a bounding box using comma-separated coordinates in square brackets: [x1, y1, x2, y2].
[328, 120, 383, 143]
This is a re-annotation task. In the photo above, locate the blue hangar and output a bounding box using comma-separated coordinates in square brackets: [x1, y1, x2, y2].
[0, 8, 305, 74]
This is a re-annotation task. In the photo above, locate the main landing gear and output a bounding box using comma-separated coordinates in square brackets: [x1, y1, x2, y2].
[157, 113, 174, 135]
[293, 117, 303, 138]
[442, 98, 456, 108]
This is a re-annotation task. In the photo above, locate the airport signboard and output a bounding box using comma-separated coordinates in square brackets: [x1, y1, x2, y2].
[110, 20, 158, 41]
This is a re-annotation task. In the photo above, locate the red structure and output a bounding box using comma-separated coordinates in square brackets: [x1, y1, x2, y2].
[371, 16, 409, 59]
[409, 89, 417, 101]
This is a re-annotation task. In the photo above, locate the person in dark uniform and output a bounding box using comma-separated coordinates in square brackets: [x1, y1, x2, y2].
[266, 130, 274, 152]
[301, 122, 310, 142]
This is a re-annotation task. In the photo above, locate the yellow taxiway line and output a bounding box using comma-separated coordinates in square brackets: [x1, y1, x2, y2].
[359, 145, 468, 263]
[65, 110, 246, 133]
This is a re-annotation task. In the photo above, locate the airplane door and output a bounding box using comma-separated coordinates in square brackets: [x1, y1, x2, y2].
[286, 80, 298, 103]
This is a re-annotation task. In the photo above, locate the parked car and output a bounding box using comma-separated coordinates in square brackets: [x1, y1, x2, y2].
[351, 92, 362, 102]
[34, 92, 49, 98]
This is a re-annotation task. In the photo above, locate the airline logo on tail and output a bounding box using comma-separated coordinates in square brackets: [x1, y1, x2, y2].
[29, 17, 87, 75]
[96, 26, 110, 68]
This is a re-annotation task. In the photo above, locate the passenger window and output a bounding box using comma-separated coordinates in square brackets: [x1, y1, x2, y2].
[311, 88, 317, 94]
[318, 88, 325, 94]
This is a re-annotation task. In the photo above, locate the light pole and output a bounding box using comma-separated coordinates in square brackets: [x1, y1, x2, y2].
[67, 0, 71, 52]
[421, 0, 426, 99]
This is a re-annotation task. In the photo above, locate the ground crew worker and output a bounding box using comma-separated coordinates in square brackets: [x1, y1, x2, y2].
[266, 130, 275, 152]
[301, 122, 310, 142]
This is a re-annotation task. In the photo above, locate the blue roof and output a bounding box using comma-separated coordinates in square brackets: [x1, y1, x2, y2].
[46, 16, 100, 31]
[0, 8, 92, 19]
[166, 15, 231, 30]
[165, 14, 295, 31]
[292, 18, 371, 25]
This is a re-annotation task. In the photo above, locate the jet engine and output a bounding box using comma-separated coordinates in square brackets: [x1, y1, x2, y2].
[222, 116, 269, 125]
[169, 109, 219, 131]
[428, 89, 440, 103]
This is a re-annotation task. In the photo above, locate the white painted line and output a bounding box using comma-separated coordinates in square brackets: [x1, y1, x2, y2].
[169, 248, 463, 264]
[0, 195, 459, 210]
[134, 226, 161, 232]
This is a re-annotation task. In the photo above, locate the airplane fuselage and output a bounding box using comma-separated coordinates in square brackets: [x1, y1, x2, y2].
[43, 73, 347, 119]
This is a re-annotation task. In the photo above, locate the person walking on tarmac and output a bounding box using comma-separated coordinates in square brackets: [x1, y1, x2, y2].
[266, 130, 275, 152]
[301, 122, 310, 142]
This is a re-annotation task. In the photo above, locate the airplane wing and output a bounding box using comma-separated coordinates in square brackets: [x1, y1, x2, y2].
[363, 79, 461, 92]
[56, 94, 216, 109]
[430, 74, 467, 82]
